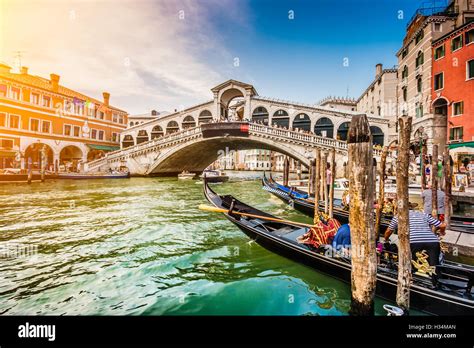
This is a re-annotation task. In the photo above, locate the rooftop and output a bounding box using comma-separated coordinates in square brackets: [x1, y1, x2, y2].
[0, 64, 128, 113]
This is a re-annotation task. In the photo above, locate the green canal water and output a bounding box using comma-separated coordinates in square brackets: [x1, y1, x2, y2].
[0, 174, 407, 315]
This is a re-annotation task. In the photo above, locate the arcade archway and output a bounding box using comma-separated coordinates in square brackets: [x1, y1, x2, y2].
[272, 109, 289, 128]
[251, 107, 269, 124]
[293, 113, 311, 132]
[314, 117, 334, 138]
[25, 143, 54, 170]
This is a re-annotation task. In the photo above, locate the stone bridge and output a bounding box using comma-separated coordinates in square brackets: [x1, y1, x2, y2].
[85, 79, 391, 176]
[85, 122, 388, 176]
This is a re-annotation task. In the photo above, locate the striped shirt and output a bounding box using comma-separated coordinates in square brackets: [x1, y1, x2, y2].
[388, 210, 441, 244]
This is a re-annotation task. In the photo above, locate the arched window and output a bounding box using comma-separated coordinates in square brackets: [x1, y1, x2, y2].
[252, 107, 269, 124]
[402, 65, 408, 79]
[136, 130, 149, 144]
[314, 117, 334, 138]
[122, 135, 134, 148]
[198, 110, 213, 124]
[292, 113, 311, 132]
[182, 115, 196, 129]
[151, 125, 164, 139]
[337, 122, 351, 141]
[416, 51, 424, 68]
[166, 120, 179, 134]
[130, 122, 134, 127]
[370, 126, 384, 146]
[272, 109, 289, 128]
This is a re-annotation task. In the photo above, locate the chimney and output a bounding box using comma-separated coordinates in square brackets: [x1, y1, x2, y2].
[21, 66, 29, 75]
[50, 73, 60, 92]
[375, 63, 383, 77]
[0, 63, 12, 74]
[103, 92, 110, 107]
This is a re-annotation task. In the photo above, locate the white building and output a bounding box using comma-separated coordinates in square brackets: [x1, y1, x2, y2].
[128, 110, 170, 128]
[245, 149, 272, 171]
[356, 64, 398, 144]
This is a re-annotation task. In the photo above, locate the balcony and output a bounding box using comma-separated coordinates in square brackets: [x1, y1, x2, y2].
[406, 4, 459, 29]
[400, 77, 408, 88]
[415, 65, 423, 77]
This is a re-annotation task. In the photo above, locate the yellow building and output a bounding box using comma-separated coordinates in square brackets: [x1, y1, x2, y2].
[0, 63, 128, 172]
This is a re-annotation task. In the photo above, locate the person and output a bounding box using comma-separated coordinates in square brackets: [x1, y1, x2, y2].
[332, 224, 351, 250]
[424, 159, 431, 185]
[384, 206, 446, 267]
[421, 184, 445, 220]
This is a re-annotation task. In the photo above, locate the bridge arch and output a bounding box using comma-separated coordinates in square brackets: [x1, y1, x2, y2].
[122, 135, 134, 148]
[151, 125, 164, 139]
[182, 115, 196, 129]
[166, 120, 180, 134]
[136, 130, 149, 144]
[293, 113, 311, 132]
[272, 109, 289, 128]
[198, 110, 213, 124]
[370, 126, 384, 146]
[219, 88, 245, 120]
[336, 121, 351, 141]
[314, 117, 334, 138]
[147, 135, 310, 175]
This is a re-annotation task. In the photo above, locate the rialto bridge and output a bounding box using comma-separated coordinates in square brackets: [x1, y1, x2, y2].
[85, 80, 390, 175]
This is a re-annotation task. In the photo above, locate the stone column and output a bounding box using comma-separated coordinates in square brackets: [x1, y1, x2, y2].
[213, 91, 220, 121]
[244, 90, 252, 121]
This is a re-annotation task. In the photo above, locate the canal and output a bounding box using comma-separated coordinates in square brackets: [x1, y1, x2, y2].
[0, 173, 411, 315]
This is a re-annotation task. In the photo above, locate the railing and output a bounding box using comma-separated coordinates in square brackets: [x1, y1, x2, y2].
[87, 126, 204, 169]
[86, 122, 387, 171]
[406, 4, 458, 28]
[248, 123, 349, 151]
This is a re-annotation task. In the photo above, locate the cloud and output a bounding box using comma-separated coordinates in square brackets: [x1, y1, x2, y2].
[1, 0, 249, 113]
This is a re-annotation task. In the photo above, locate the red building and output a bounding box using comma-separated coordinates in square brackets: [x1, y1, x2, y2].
[431, 21, 474, 169]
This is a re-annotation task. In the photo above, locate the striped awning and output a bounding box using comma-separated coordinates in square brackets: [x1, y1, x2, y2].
[86, 144, 120, 152]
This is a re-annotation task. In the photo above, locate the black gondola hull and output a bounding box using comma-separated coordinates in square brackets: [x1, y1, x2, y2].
[203, 181, 474, 316]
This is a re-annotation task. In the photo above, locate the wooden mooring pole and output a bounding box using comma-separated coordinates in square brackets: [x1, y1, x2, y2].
[375, 146, 388, 238]
[396, 115, 413, 314]
[443, 146, 452, 228]
[421, 143, 427, 189]
[283, 156, 289, 187]
[322, 152, 328, 214]
[348, 114, 376, 316]
[431, 144, 438, 218]
[328, 148, 336, 218]
[40, 145, 46, 183]
[314, 149, 321, 224]
[308, 160, 314, 195]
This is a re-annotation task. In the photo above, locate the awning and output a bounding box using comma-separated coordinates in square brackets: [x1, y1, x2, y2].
[448, 141, 474, 150]
[86, 144, 120, 152]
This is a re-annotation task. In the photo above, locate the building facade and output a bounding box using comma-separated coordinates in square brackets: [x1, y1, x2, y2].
[0, 64, 128, 171]
[356, 64, 398, 143]
[245, 149, 272, 171]
[432, 21, 474, 167]
[396, 12, 457, 153]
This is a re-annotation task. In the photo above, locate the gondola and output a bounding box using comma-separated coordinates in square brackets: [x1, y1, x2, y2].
[203, 179, 474, 315]
[263, 173, 474, 235]
[262, 173, 393, 235]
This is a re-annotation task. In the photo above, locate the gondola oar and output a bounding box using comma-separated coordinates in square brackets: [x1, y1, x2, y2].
[198, 204, 314, 228]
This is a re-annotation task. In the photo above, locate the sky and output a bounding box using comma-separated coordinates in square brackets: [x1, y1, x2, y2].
[0, 0, 442, 114]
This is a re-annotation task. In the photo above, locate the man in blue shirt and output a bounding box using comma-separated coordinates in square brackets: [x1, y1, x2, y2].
[332, 224, 351, 250]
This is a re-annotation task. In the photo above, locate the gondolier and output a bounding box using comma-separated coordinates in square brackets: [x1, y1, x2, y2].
[384, 207, 446, 267]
